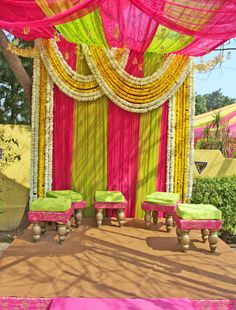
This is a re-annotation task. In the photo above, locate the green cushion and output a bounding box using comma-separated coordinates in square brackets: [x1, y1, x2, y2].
[46, 190, 82, 202]
[145, 192, 180, 206]
[176, 204, 222, 220]
[95, 191, 125, 203]
[30, 197, 71, 212]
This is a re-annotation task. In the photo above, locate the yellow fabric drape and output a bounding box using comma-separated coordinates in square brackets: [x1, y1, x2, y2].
[72, 46, 107, 216]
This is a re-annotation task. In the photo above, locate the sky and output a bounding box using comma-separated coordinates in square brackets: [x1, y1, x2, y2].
[195, 39, 236, 99]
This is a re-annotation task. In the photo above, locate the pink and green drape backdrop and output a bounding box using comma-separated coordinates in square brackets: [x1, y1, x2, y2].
[51, 40, 170, 218]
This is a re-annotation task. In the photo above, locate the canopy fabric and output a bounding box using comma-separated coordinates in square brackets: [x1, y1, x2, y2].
[194, 103, 236, 138]
[1, 0, 236, 55]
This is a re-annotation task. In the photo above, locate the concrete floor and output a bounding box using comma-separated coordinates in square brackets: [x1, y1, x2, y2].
[0, 218, 235, 299]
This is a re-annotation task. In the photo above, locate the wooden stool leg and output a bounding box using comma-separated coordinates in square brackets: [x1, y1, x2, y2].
[180, 230, 190, 253]
[209, 230, 218, 253]
[152, 211, 158, 225]
[144, 211, 152, 229]
[166, 215, 174, 232]
[117, 209, 125, 227]
[96, 209, 103, 228]
[176, 228, 182, 243]
[66, 220, 71, 234]
[32, 223, 41, 242]
[74, 209, 83, 227]
[40, 222, 47, 234]
[58, 224, 67, 244]
[201, 229, 209, 243]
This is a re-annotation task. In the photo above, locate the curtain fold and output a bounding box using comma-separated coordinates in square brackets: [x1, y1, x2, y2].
[2, 0, 235, 55]
[107, 50, 143, 217]
[52, 39, 76, 190]
[72, 46, 107, 216]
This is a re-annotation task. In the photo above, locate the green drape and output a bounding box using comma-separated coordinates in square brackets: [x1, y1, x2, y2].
[72, 46, 107, 216]
[57, 9, 108, 47]
[135, 53, 164, 217]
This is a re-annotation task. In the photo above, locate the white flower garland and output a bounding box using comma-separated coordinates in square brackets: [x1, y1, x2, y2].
[166, 96, 175, 193]
[82, 44, 191, 113]
[30, 56, 40, 202]
[186, 59, 195, 202]
[44, 75, 54, 196]
[35, 39, 103, 102]
[104, 47, 175, 85]
[109, 47, 130, 71]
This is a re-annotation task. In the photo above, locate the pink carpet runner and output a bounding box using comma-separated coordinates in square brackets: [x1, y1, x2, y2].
[0, 298, 235, 310]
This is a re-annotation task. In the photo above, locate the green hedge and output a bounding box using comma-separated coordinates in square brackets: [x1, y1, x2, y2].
[191, 176, 236, 235]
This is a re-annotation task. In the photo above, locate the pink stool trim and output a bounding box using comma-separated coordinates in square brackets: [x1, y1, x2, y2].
[175, 217, 223, 230]
[141, 202, 177, 214]
[72, 200, 86, 210]
[94, 201, 127, 209]
[28, 207, 74, 224]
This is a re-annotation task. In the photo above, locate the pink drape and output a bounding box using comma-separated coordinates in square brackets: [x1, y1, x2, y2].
[0, 0, 104, 40]
[100, 0, 158, 52]
[1, 0, 236, 54]
[52, 39, 76, 190]
[129, 0, 236, 40]
[107, 51, 143, 218]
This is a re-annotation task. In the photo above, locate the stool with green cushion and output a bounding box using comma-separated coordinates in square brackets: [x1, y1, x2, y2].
[46, 190, 85, 227]
[94, 191, 127, 228]
[141, 192, 180, 232]
[28, 197, 74, 244]
[175, 203, 223, 253]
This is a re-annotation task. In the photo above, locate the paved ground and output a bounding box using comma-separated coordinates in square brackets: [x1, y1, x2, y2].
[0, 218, 235, 299]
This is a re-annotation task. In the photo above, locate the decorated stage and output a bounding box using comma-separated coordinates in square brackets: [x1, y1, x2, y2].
[0, 219, 235, 308]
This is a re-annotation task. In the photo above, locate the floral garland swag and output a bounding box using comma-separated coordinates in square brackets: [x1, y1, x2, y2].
[28, 39, 194, 208]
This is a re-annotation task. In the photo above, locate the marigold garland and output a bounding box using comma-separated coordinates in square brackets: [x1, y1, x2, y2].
[37, 62, 47, 197]
[8, 42, 38, 58]
[35, 39, 191, 113]
[83, 44, 191, 112]
[29, 57, 40, 202]
[173, 73, 191, 202]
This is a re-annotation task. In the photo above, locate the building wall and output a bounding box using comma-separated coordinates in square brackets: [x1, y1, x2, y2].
[194, 149, 236, 178]
[0, 124, 30, 206]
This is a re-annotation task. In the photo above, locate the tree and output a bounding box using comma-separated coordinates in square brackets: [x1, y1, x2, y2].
[196, 111, 236, 158]
[0, 29, 33, 124]
[195, 94, 207, 115]
[204, 89, 235, 111]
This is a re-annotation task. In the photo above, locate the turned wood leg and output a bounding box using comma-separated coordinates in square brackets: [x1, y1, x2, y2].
[201, 229, 209, 243]
[74, 209, 83, 227]
[32, 223, 41, 242]
[180, 230, 190, 253]
[165, 215, 174, 232]
[40, 221, 47, 234]
[152, 211, 158, 225]
[208, 230, 218, 253]
[66, 220, 71, 234]
[58, 224, 67, 244]
[96, 209, 103, 228]
[176, 228, 182, 243]
[117, 209, 125, 227]
[144, 211, 152, 229]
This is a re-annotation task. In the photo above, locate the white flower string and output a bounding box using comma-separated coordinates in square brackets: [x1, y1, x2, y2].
[82, 44, 191, 113]
[44, 75, 54, 196]
[35, 39, 103, 102]
[186, 59, 195, 202]
[166, 96, 175, 193]
[30, 56, 40, 202]
[105, 48, 175, 85]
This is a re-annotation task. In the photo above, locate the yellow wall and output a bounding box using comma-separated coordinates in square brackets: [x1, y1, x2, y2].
[194, 149, 236, 177]
[0, 124, 31, 207]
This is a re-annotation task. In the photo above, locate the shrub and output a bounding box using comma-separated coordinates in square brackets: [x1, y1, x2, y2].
[191, 176, 236, 236]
